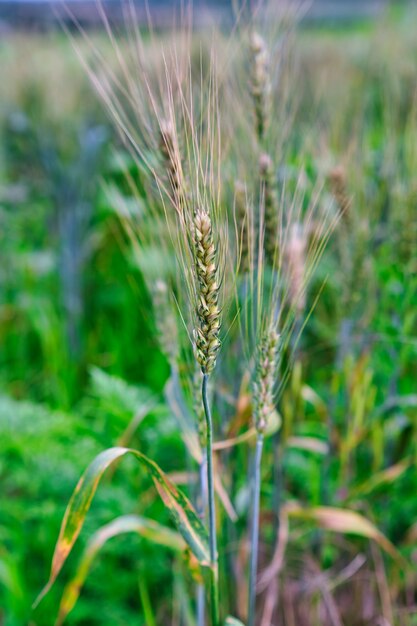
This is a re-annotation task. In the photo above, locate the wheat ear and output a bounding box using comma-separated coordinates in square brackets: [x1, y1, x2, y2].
[253, 325, 279, 434]
[250, 32, 271, 143]
[260, 153, 279, 268]
[193, 209, 221, 376]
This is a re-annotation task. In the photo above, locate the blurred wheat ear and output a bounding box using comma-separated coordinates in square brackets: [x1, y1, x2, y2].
[259, 153, 280, 268]
[250, 32, 271, 143]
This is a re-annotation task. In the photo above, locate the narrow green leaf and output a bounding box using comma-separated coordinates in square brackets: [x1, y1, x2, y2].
[348, 460, 410, 499]
[35, 446, 210, 606]
[56, 515, 185, 625]
[225, 618, 246, 626]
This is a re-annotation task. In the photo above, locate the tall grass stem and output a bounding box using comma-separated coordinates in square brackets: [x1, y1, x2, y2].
[197, 449, 208, 626]
[248, 432, 264, 626]
[202, 373, 220, 626]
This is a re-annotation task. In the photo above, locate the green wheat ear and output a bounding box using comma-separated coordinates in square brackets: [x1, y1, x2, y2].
[192, 208, 221, 375]
[250, 32, 271, 142]
[260, 153, 279, 268]
[253, 325, 279, 433]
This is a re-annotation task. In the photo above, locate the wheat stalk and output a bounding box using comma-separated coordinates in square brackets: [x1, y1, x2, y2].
[247, 323, 280, 626]
[190, 206, 222, 626]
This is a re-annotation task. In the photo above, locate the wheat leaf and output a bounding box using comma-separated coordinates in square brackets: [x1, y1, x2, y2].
[35, 446, 210, 607]
[56, 515, 185, 625]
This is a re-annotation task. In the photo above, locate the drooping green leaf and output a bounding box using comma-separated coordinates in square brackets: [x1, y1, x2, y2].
[56, 515, 185, 625]
[35, 447, 210, 606]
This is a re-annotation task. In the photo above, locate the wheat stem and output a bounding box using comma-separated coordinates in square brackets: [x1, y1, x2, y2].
[202, 373, 220, 626]
[197, 446, 207, 626]
[248, 432, 264, 626]
[197, 583, 206, 626]
[197, 447, 208, 626]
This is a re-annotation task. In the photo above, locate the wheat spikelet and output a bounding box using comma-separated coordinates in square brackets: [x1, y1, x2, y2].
[253, 325, 279, 433]
[192, 208, 221, 375]
[250, 32, 271, 142]
[260, 153, 279, 267]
